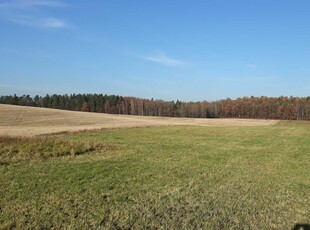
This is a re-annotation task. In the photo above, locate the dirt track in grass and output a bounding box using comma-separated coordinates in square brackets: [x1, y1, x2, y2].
[0, 104, 279, 136]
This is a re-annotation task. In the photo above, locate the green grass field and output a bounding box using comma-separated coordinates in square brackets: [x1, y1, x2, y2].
[1, 122, 309, 229]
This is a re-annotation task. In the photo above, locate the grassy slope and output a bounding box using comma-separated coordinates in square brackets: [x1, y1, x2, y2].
[0, 122, 309, 229]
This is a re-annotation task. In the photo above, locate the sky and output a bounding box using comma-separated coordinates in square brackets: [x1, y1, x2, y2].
[0, 0, 309, 101]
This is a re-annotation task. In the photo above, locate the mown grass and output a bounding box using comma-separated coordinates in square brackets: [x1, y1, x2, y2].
[0, 122, 309, 229]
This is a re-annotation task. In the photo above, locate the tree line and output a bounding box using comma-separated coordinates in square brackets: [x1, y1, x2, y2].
[1, 94, 309, 120]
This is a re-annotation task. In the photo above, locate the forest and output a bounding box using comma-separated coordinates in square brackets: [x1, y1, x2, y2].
[1, 94, 309, 120]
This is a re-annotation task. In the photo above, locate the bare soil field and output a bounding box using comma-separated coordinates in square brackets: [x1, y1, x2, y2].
[0, 104, 278, 136]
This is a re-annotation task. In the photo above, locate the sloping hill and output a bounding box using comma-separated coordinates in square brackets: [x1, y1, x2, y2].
[0, 104, 278, 136]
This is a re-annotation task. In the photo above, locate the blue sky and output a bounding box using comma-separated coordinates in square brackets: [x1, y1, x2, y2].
[0, 0, 309, 101]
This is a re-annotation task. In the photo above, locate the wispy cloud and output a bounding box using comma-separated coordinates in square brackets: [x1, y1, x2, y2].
[0, 0, 69, 28]
[0, 83, 48, 94]
[0, 83, 34, 91]
[0, 0, 67, 9]
[245, 63, 257, 69]
[42, 17, 66, 28]
[220, 75, 279, 82]
[8, 15, 67, 28]
[24, 0, 67, 8]
[141, 53, 185, 67]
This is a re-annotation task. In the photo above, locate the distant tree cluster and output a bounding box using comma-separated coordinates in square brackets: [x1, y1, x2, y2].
[0, 94, 123, 113]
[1, 94, 309, 120]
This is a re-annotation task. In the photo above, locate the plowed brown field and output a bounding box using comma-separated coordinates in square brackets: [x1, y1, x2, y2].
[0, 104, 278, 136]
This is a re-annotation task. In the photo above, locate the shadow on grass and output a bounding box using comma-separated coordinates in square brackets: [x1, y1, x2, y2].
[0, 136, 109, 164]
[293, 224, 310, 230]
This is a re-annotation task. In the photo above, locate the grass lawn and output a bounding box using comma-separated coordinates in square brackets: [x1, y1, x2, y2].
[1, 122, 309, 229]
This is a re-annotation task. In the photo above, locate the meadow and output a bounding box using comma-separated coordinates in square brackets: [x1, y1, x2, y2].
[0, 121, 309, 229]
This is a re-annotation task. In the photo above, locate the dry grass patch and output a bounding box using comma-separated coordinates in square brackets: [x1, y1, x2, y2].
[0, 104, 278, 136]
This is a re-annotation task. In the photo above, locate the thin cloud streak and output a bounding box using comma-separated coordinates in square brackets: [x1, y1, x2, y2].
[43, 17, 66, 28]
[26, 0, 67, 7]
[0, 0, 67, 9]
[246, 63, 257, 69]
[0, 0, 69, 29]
[8, 15, 67, 28]
[220, 75, 280, 82]
[0, 83, 34, 91]
[141, 54, 184, 67]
